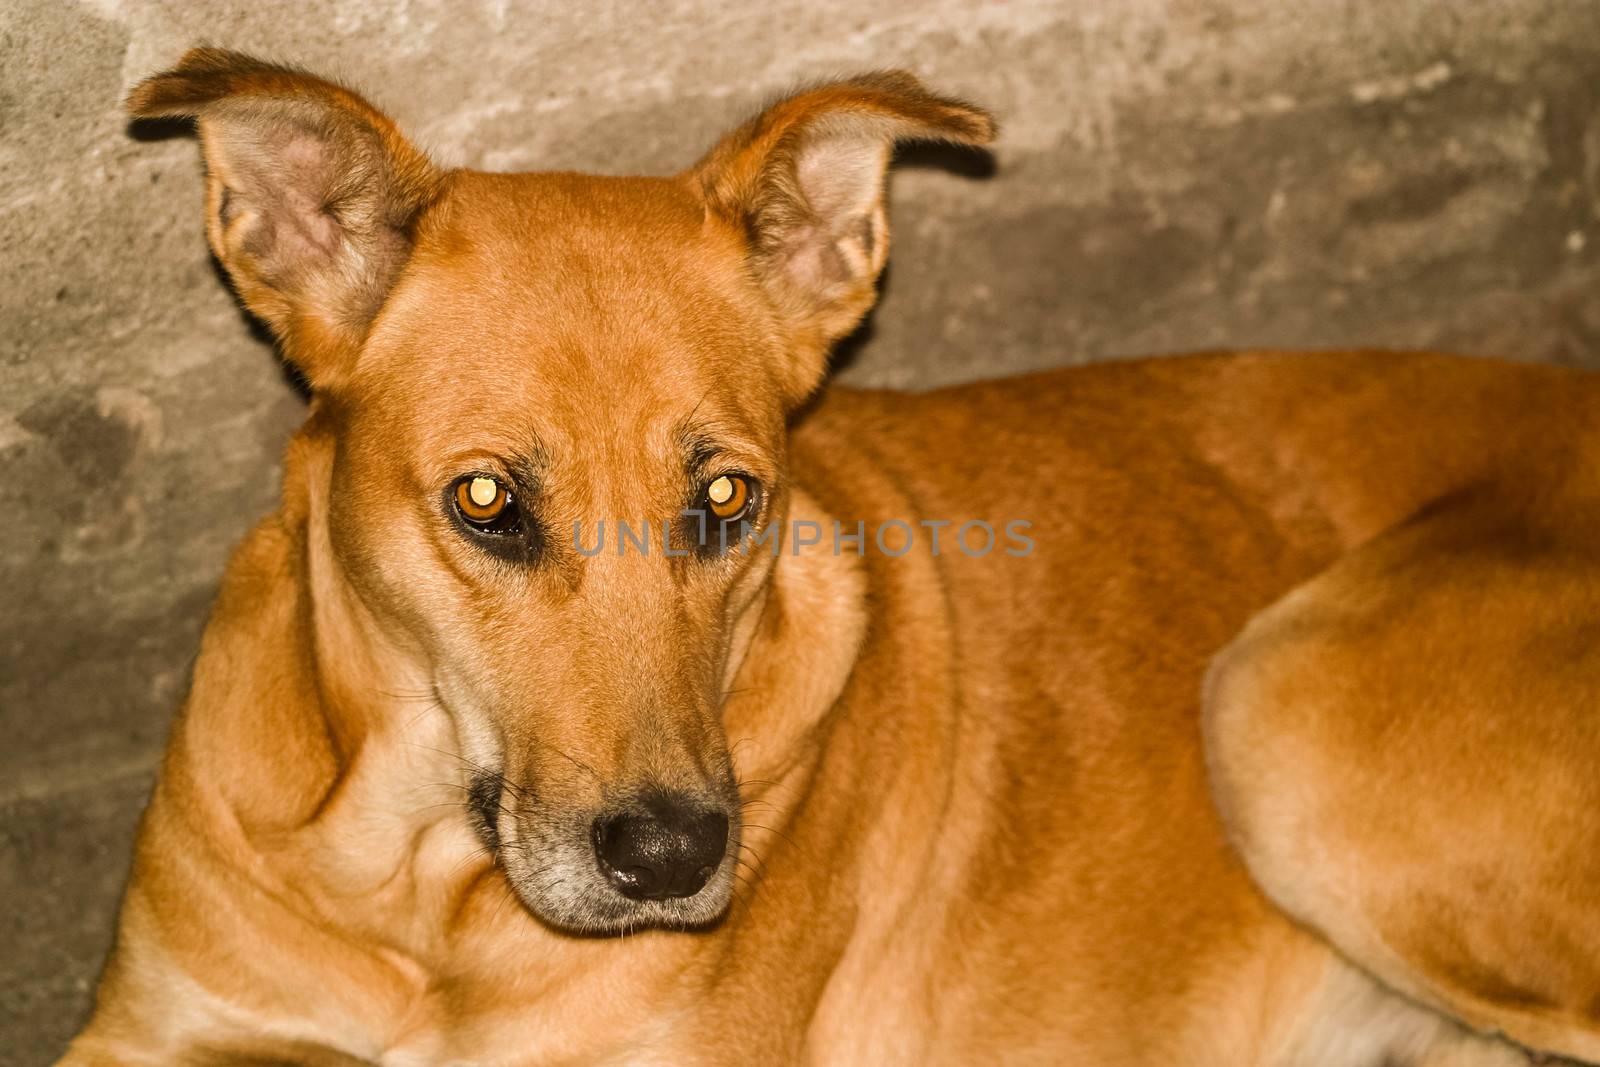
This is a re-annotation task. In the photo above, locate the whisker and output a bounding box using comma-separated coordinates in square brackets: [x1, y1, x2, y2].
[369, 686, 441, 703]
[523, 736, 601, 784]
[729, 869, 762, 915]
[407, 743, 533, 800]
[445, 844, 497, 880]
[741, 821, 802, 854]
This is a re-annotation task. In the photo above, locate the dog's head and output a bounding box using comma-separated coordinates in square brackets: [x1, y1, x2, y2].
[128, 50, 992, 932]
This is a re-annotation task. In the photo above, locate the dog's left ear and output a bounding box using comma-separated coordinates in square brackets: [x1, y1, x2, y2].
[127, 48, 442, 392]
[690, 73, 994, 403]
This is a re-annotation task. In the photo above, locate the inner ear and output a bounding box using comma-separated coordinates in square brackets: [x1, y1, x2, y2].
[772, 130, 892, 297]
[690, 73, 995, 404]
[795, 129, 890, 223]
[210, 116, 347, 275]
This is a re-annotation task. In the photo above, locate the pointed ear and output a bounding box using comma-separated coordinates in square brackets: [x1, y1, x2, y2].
[127, 48, 442, 391]
[690, 72, 994, 402]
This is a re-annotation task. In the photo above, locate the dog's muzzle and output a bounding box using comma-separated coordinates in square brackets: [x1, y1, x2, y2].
[467, 771, 739, 931]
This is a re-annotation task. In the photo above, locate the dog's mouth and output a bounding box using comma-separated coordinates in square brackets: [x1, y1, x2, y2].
[466, 772, 504, 853]
[465, 770, 740, 934]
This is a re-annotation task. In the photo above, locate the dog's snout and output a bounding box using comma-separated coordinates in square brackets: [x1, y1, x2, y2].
[594, 798, 729, 902]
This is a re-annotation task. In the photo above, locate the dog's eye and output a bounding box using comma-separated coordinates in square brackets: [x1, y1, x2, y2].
[453, 475, 520, 533]
[703, 474, 754, 522]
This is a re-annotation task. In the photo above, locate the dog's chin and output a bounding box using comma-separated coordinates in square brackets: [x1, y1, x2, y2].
[505, 851, 737, 934]
[496, 820, 738, 935]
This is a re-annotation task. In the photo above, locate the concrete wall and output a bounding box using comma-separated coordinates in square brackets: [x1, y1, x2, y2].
[4, 0, 1600, 1056]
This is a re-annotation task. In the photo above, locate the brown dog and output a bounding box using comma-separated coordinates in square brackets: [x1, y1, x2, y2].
[60, 48, 1600, 1064]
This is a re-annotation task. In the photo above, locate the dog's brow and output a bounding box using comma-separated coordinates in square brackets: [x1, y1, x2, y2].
[442, 434, 549, 484]
[682, 431, 722, 475]
[677, 426, 771, 485]
[508, 441, 550, 488]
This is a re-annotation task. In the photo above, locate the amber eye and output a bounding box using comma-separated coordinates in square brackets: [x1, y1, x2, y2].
[453, 475, 518, 532]
[703, 473, 753, 522]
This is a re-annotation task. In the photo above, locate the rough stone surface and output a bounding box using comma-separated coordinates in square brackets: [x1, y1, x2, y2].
[4, 0, 1600, 1057]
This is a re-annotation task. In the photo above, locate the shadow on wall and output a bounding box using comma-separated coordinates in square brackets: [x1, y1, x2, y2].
[832, 140, 999, 382]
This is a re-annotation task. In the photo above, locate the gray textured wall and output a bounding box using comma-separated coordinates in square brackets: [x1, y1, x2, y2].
[5, 0, 1600, 1057]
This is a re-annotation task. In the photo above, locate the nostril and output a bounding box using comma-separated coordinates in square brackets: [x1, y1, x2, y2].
[594, 802, 729, 902]
[683, 811, 729, 878]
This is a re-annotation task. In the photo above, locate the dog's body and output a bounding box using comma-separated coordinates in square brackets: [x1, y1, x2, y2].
[63, 51, 1600, 1066]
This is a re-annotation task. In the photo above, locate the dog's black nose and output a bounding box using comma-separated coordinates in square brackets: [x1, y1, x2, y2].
[594, 799, 728, 901]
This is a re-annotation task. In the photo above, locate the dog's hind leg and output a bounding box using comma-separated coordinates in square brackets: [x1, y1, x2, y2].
[1204, 487, 1600, 1065]
[1270, 955, 1540, 1067]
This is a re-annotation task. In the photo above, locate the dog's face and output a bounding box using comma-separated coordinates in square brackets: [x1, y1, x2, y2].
[129, 50, 992, 932]
[330, 176, 790, 928]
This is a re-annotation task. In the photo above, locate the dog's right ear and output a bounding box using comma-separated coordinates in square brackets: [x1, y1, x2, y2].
[127, 48, 442, 391]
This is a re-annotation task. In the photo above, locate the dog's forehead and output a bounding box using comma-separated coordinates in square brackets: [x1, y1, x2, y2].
[349, 170, 786, 459]
[377, 169, 764, 344]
